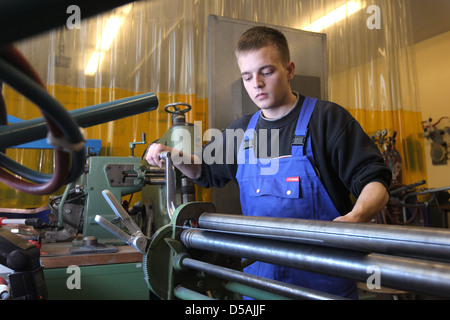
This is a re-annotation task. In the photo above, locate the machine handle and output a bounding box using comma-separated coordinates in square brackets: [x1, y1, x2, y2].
[101, 190, 142, 235]
[94, 215, 132, 245]
[96, 190, 149, 254]
[94, 214, 148, 254]
[164, 102, 191, 115]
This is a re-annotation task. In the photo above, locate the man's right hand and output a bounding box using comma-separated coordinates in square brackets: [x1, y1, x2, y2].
[144, 143, 202, 180]
[144, 143, 173, 168]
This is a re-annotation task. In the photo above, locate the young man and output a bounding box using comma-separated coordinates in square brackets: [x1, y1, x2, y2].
[146, 26, 391, 299]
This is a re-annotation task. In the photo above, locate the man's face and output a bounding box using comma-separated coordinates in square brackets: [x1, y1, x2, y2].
[237, 45, 295, 118]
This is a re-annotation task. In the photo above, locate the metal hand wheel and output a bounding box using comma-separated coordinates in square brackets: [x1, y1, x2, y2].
[164, 102, 192, 115]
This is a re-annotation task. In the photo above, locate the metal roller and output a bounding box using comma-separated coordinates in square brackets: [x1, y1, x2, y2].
[180, 228, 450, 298]
[177, 256, 348, 300]
[197, 213, 450, 262]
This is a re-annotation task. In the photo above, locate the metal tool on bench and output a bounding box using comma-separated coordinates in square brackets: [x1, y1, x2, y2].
[95, 190, 149, 254]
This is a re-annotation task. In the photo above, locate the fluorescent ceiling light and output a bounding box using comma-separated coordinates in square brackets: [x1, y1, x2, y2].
[85, 52, 105, 76]
[85, 4, 132, 76]
[99, 16, 122, 51]
[301, 1, 362, 32]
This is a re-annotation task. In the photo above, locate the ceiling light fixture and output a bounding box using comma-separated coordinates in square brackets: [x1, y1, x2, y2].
[301, 1, 362, 32]
[85, 4, 133, 76]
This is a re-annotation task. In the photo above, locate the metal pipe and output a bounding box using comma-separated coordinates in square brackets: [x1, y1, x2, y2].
[180, 229, 450, 298]
[173, 286, 215, 300]
[389, 180, 426, 195]
[198, 213, 450, 262]
[0, 92, 158, 149]
[146, 167, 165, 174]
[403, 185, 450, 202]
[125, 172, 166, 185]
[223, 282, 290, 300]
[179, 256, 346, 300]
[145, 177, 166, 185]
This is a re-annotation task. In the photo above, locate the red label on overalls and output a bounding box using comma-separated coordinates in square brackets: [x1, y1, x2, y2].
[286, 177, 299, 182]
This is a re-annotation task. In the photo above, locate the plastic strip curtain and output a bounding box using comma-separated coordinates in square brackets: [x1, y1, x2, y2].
[1, 0, 424, 208]
[325, 0, 425, 187]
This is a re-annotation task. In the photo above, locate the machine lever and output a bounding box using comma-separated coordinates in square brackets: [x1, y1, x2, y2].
[94, 215, 139, 249]
[94, 190, 149, 254]
[102, 189, 142, 234]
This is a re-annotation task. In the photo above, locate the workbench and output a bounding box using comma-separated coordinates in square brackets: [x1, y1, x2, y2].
[40, 242, 149, 300]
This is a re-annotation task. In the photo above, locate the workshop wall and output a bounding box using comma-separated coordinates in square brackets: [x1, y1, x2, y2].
[1, 0, 425, 208]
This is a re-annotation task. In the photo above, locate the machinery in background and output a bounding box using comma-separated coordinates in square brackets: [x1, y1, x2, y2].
[371, 129, 402, 185]
[371, 129, 405, 225]
[423, 117, 449, 165]
[371, 127, 450, 227]
[44, 136, 153, 248]
[44, 103, 199, 253]
[383, 180, 450, 226]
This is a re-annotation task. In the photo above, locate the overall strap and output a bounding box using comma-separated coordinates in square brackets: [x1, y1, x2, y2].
[292, 96, 317, 160]
[242, 110, 260, 150]
[240, 96, 317, 160]
[237, 110, 260, 164]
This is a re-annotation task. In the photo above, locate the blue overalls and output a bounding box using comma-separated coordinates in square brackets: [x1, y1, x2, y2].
[236, 97, 358, 299]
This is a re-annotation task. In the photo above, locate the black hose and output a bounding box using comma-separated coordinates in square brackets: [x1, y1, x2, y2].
[0, 46, 84, 194]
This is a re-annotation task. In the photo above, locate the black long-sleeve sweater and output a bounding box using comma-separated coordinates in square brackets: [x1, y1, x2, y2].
[194, 94, 392, 216]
